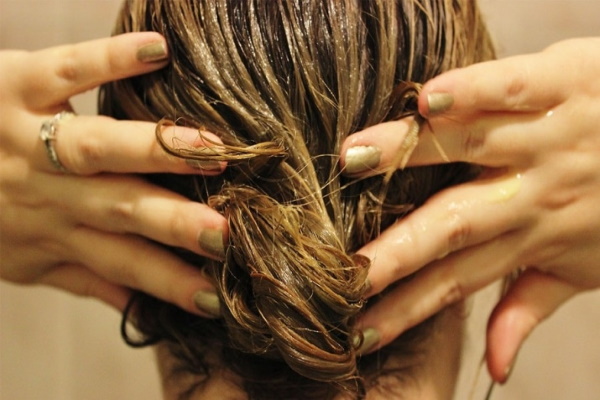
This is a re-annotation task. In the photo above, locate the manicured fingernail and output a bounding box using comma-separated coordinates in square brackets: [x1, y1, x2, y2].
[344, 146, 381, 175]
[427, 93, 454, 116]
[198, 228, 225, 259]
[186, 159, 222, 171]
[137, 41, 168, 63]
[354, 328, 380, 355]
[193, 290, 221, 317]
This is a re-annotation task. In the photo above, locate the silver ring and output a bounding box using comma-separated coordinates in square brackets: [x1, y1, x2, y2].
[39, 111, 75, 173]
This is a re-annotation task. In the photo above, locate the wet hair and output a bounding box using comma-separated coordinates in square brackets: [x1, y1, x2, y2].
[99, 0, 494, 398]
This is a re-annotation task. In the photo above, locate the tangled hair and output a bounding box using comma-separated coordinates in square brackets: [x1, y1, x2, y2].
[100, 0, 494, 398]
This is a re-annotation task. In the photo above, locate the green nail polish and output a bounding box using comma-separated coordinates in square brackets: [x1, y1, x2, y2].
[427, 93, 454, 116]
[344, 146, 381, 175]
[193, 290, 221, 317]
[198, 228, 225, 259]
[136, 41, 168, 63]
[355, 328, 381, 355]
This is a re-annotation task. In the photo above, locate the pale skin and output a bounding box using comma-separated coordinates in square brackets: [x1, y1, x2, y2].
[0, 32, 227, 316]
[340, 38, 600, 383]
[3, 31, 599, 390]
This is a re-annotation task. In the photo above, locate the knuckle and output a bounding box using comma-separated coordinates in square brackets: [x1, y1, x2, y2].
[55, 47, 80, 83]
[441, 277, 467, 306]
[503, 70, 528, 109]
[106, 200, 136, 232]
[444, 208, 471, 254]
[71, 134, 106, 174]
[461, 126, 486, 161]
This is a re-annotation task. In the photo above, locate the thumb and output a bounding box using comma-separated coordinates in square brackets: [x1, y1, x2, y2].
[486, 269, 579, 383]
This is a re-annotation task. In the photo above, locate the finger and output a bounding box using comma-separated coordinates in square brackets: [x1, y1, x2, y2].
[361, 170, 528, 295]
[37, 263, 132, 311]
[358, 232, 524, 351]
[34, 115, 226, 175]
[68, 227, 218, 317]
[341, 110, 552, 172]
[418, 48, 571, 117]
[23, 32, 169, 108]
[486, 270, 580, 383]
[408, 111, 555, 168]
[40, 173, 227, 260]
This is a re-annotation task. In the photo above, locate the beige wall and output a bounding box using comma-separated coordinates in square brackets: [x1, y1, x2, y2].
[1, 1, 599, 399]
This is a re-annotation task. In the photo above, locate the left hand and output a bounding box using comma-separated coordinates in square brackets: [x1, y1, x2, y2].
[339, 38, 600, 382]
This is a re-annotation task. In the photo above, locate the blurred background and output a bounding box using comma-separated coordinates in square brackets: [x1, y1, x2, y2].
[1, 0, 599, 399]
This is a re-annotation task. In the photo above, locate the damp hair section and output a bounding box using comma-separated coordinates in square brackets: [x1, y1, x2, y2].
[99, 1, 495, 399]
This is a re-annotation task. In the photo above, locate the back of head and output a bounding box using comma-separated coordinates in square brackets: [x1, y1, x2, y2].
[100, 0, 494, 398]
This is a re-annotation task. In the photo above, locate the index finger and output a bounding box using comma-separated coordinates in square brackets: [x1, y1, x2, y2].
[418, 39, 599, 117]
[340, 111, 544, 171]
[23, 32, 169, 108]
[36, 115, 226, 175]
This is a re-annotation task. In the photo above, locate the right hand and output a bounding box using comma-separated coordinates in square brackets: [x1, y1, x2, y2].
[0, 32, 227, 316]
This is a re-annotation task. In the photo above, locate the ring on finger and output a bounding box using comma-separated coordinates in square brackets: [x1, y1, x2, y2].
[40, 111, 76, 173]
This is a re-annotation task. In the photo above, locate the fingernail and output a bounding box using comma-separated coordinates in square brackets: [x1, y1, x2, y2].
[427, 93, 454, 116]
[137, 41, 168, 63]
[193, 290, 221, 317]
[354, 328, 381, 355]
[186, 159, 222, 171]
[198, 228, 225, 259]
[344, 146, 381, 175]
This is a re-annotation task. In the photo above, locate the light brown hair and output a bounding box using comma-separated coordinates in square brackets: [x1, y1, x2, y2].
[100, 0, 494, 398]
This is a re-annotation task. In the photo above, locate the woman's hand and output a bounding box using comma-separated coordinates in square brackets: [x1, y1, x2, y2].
[340, 38, 600, 381]
[0, 33, 227, 317]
